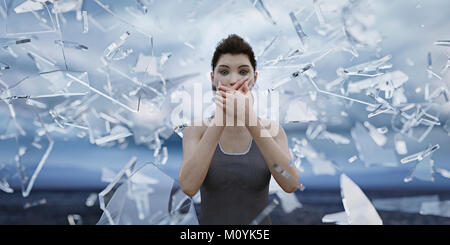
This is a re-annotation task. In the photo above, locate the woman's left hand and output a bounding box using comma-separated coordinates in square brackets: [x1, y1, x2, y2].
[217, 78, 256, 126]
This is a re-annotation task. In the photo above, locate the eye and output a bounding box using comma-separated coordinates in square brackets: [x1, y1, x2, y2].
[219, 70, 228, 75]
[240, 70, 249, 75]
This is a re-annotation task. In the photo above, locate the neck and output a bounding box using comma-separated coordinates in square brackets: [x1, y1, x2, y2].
[223, 125, 249, 135]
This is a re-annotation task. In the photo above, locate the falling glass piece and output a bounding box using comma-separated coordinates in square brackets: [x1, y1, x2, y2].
[0, 177, 13, 193]
[344, 55, 392, 75]
[403, 153, 435, 183]
[0, 2, 5, 18]
[391, 104, 440, 142]
[85, 193, 98, 207]
[0, 61, 9, 70]
[291, 138, 339, 175]
[134, 0, 148, 14]
[284, 100, 318, 123]
[133, 54, 159, 75]
[394, 133, 408, 155]
[425, 84, 449, 103]
[103, 31, 132, 61]
[363, 121, 387, 146]
[173, 123, 188, 138]
[251, 0, 276, 25]
[320, 131, 351, 144]
[436, 168, 450, 179]
[307, 76, 377, 107]
[95, 125, 132, 145]
[351, 122, 397, 167]
[82, 10, 88, 33]
[23, 198, 47, 209]
[249, 198, 279, 225]
[13, 0, 52, 13]
[67, 214, 83, 225]
[348, 155, 357, 163]
[97, 161, 198, 225]
[0, 37, 31, 48]
[21, 108, 54, 198]
[434, 40, 450, 47]
[156, 146, 168, 165]
[322, 211, 349, 225]
[52, 0, 82, 14]
[400, 144, 439, 164]
[270, 64, 312, 91]
[93, 0, 152, 37]
[347, 71, 408, 94]
[420, 200, 450, 218]
[372, 195, 439, 213]
[340, 174, 383, 225]
[66, 73, 138, 113]
[274, 187, 302, 213]
[54, 40, 88, 51]
[306, 123, 325, 140]
[289, 11, 308, 50]
[3, 70, 90, 102]
[52, 1, 68, 70]
[313, 0, 325, 26]
[427, 52, 432, 68]
[101, 167, 116, 183]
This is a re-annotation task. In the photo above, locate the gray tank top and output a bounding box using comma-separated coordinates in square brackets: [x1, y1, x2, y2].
[198, 137, 272, 225]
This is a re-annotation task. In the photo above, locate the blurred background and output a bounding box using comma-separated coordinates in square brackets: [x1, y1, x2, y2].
[0, 0, 449, 225]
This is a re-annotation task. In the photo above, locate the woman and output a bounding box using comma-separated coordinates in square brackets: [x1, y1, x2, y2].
[178, 34, 301, 225]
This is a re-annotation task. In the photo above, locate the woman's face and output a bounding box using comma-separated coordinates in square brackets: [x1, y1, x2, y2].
[211, 53, 257, 91]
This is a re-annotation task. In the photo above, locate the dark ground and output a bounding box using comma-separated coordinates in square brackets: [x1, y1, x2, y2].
[1, 188, 450, 225]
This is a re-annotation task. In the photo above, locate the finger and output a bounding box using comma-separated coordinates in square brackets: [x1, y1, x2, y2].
[219, 90, 227, 98]
[215, 94, 224, 103]
[233, 77, 250, 91]
[218, 85, 232, 93]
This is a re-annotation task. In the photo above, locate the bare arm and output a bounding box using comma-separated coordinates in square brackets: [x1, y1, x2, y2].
[246, 118, 300, 193]
[178, 119, 225, 196]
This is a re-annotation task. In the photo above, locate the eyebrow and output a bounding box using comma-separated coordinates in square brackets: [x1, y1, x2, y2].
[218, 65, 251, 68]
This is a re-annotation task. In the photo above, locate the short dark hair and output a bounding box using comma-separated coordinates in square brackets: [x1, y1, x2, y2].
[211, 34, 256, 91]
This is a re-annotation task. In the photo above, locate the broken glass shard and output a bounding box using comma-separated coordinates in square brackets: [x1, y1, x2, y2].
[67, 214, 83, 225]
[97, 161, 198, 225]
[0, 177, 13, 193]
[363, 121, 387, 146]
[95, 125, 132, 145]
[85, 193, 98, 207]
[420, 200, 450, 218]
[394, 133, 408, 155]
[434, 40, 450, 47]
[340, 173, 383, 225]
[82, 10, 88, 33]
[433, 166, 450, 179]
[0, 37, 31, 48]
[351, 122, 397, 167]
[347, 71, 408, 94]
[291, 137, 339, 175]
[322, 211, 349, 225]
[54, 40, 88, 51]
[372, 195, 439, 213]
[400, 144, 439, 164]
[249, 198, 279, 225]
[348, 155, 358, 163]
[23, 198, 47, 209]
[103, 31, 132, 61]
[289, 11, 308, 50]
[251, 0, 276, 25]
[3, 0, 56, 34]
